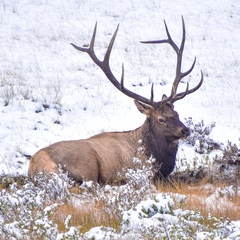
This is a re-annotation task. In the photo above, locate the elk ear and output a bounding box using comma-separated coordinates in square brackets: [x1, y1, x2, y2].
[134, 100, 153, 116]
[162, 94, 174, 108]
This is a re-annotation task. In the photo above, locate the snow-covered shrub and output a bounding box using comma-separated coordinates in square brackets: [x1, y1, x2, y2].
[184, 117, 223, 154]
[221, 141, 240, 164]
[121, 193, 174, 234]
[83, 226, 119, 240]
[31, 168, 74, 201]
[79, 157, 156, 219]
[0, 170, 73, 239]
[121, 191, 240, 239]
[56, 226, 82, 240]
[211, 141, 240, 184]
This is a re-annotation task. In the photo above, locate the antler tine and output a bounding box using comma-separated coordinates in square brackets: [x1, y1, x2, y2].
[71, 23, 155, 106]
[140, 20, 179, 54]
[182, 57, 196, 78]
[179, 16, 186, 59]
[150, 83, 154, 104]
[164, 19, 179, 54]
[187, 70, 204, 94]
[171, 82, 189, 102]
[71, 22, 100, 66]
[120, 63, 124, 91]
[172, 16, 186, 96]
[103, 24, 119, 65]
[90, 22, 97, 50]
[171, 70, 204, 103]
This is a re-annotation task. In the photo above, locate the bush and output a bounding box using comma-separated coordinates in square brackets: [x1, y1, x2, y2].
[0, 170, 73, 239]
[184, 117, 223, 154]
[211, 141, 240, 184]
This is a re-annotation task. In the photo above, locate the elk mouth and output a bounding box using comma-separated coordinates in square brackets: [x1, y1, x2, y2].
[168, 129, 190, 141]
[180, 127, 190, 138]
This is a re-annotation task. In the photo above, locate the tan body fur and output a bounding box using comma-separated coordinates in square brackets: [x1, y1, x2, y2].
[29, 127, 145, 184]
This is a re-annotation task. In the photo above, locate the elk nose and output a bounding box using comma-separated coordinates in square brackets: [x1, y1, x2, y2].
[181, 127, 190, 137]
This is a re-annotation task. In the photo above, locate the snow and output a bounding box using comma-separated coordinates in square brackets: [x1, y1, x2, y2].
[122, 193, 175, 231]
[0, 0, 240, 238]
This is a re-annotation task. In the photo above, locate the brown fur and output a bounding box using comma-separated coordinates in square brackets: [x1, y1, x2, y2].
[28, 100, 189, 184]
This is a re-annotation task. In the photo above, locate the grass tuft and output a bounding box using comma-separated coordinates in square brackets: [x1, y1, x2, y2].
[52, 200, 121, 234]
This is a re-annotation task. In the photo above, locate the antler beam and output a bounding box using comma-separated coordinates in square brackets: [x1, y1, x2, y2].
[71, 23, 154, 106]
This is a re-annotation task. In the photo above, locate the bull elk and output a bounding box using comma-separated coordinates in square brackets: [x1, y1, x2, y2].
[28, 17, 203, 184]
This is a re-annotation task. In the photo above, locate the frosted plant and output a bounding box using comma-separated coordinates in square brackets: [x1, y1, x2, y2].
[79, 157, 156, 218]
[184, 117, 223, 153]
[0, 170, 73, 239]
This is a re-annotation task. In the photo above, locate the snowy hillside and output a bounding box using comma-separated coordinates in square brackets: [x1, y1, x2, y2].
[0, 0, 240, 176]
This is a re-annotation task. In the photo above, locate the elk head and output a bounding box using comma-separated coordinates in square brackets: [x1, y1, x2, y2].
[134, 99, 190, 143]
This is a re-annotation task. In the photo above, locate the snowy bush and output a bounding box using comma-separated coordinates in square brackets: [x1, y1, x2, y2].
[121, 193, 175, 235]
[184, 117, 223, 154]
[0, 170, 73, 239]
[211, 141, 240, 184]
[121, 192, 240, 239]
[221, 141, 240, 164]
[79, 157, 155, 218]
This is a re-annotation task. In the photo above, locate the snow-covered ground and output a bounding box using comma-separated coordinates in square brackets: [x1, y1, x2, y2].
[0, 0, 240, 238]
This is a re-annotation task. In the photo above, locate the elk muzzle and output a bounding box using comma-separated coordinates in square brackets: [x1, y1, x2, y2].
[180, 126, 190, 138]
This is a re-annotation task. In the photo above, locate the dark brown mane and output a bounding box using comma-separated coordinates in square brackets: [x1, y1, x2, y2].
[142, 118, 178, 180]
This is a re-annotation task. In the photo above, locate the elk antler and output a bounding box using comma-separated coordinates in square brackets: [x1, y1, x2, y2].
[71, 17, 203, 107]
[71, 23, 155, 106]
[141, 16, 203, 104]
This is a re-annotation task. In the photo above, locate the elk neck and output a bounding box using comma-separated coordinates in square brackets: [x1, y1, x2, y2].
[131, 118, 179, 178]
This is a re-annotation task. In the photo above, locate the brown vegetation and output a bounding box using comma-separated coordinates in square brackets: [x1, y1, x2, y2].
[50, 175, 240, 234]
[52, 200, 121, 234]
[157, 178, 240, 222]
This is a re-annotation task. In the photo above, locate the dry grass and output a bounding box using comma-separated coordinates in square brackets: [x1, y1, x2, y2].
[52, 199, 121, 234]
[0, 176, 26, 191]
[51, 178, 240, 234]
[157, 178, 240, 222]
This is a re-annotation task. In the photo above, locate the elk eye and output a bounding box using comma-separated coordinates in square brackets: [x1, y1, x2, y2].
[159, 118, 166, 123]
